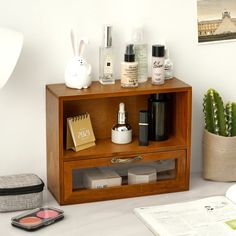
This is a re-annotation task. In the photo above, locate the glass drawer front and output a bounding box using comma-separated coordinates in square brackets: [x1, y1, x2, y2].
[72, 159, 176, 191]
[63, 150, 187, 203]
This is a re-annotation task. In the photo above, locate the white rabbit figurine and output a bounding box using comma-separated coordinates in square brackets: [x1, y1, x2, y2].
[65, 30, 92, 89]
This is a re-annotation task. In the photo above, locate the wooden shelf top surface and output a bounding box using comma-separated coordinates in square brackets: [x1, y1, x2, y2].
[63, 136, 186, 161]
[46, 78, 191, 100]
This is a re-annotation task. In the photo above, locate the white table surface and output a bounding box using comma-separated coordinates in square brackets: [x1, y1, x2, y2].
[0, 173, 234, 236]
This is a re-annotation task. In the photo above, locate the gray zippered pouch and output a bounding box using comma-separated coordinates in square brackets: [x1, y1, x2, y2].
[0, 173, 44, 212]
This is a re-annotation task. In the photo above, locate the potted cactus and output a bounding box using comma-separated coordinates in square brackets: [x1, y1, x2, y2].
[203, 89, 236, 181]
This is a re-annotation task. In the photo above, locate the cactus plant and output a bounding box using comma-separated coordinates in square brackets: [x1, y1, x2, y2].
[203, 89, 236, 137]
[203, 89, 227, 136]
[226, 102, 236, 136]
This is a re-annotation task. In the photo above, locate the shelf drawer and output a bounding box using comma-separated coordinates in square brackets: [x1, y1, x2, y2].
[62, 149, 188, 204]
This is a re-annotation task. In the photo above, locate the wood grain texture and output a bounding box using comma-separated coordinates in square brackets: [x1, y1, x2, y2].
[46, 78, 191, 100]
[63, 95, 148, 141]
[63, 136, 186, 161]
[46, 89, 61, 202]
[46, 78, 192, 205]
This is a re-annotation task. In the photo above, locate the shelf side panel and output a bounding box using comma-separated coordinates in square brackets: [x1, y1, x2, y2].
[46, 88, 61, 202]
[186, 90, 192, 186]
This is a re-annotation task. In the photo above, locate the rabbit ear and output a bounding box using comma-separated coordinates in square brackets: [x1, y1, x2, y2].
[78, 37, 88, 57]
[70, 29, 78, 56]
[78, 39, 85, 57]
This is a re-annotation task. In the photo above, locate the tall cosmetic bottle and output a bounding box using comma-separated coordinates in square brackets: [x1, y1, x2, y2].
[139, 110, 149, 146]
[164, 48, 174, 80]
[152, 45, 165, 85]
[132, 26, 148, 83]
[121, 44, 138, 88]
[148, 93, 170, 141]
[112, 103, 132, 144]
[99, 25, 114, 84]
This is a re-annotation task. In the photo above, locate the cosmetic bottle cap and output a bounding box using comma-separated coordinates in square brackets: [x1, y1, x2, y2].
[165, 48, 170, 59]
[103, 25, 112, 47]
[132, 25, 144, 44]
[119, 103, 125, 112]
[139, 110, 148, 123]
[118, 102, 126, 124]
[149, 93, 169, 101]
[124, 44, 135, 62]
[152, 45, 165, 57]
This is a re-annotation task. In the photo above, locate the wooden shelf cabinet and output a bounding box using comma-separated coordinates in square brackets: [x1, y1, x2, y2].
[46, 78, 192, 205]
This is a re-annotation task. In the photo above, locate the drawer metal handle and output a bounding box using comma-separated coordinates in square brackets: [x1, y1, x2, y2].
[111, 155, 143, 164]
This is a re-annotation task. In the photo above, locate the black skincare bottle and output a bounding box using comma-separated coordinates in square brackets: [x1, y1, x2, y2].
[139, 110, 149, 146]
[148, 93, 170, 141]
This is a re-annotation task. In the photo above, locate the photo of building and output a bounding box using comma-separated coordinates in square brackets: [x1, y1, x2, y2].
[198, 0, 236, 42]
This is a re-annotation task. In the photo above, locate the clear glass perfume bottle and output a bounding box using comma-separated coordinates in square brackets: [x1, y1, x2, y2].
[164, 48, 174, 80]
[132, 25, 148, 83]
[99, 25, 114, 84]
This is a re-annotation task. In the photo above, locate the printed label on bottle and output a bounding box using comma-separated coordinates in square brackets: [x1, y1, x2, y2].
[121, 62, 138, 87]
[104, 53, 113, 75]
[152, 57, 164, 84]
[112, 129, 132, 144]
[134, 44, 148, 82]
[164, 59, 173, 79]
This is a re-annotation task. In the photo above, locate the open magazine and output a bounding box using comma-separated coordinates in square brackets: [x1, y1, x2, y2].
[134, 184, 236, 236]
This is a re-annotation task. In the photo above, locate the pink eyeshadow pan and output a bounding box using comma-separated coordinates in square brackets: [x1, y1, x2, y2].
[19, 216, 42, 226]
[36, 209, 59, 219]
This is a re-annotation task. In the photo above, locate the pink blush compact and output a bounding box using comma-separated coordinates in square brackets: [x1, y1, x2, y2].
[11, 207, 64, 231]
[37, 209, 59, 219]
[19, 216, 42, 226]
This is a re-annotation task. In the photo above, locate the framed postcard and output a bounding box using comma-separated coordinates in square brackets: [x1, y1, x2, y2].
[197, 0, 236, 43]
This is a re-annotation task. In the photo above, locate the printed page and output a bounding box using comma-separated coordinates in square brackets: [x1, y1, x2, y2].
[226, 184, 236, 204]
[134, 196, 236, 236]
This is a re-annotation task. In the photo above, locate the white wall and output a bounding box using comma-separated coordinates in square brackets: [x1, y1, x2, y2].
[1, 0, 236, 182]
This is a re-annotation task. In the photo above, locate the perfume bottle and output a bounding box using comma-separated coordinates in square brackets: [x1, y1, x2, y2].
[99, 25, 114, 84]
[132, 26, 148, 83]
[111, 103, 132, 144]
[121, 44, 138, 88]
[152, 45, 165, 85]
[164, 48, 174, 80]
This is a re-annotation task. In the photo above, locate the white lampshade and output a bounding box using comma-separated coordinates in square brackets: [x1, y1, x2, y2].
[0, 27, 23, 88]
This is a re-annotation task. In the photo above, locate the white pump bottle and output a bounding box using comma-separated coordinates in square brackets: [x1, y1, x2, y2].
[111, 103, 132, 144]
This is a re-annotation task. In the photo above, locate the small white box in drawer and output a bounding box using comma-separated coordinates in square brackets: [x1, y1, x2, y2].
[128, 166, 157, 184]
[83, 167, 122, 189]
